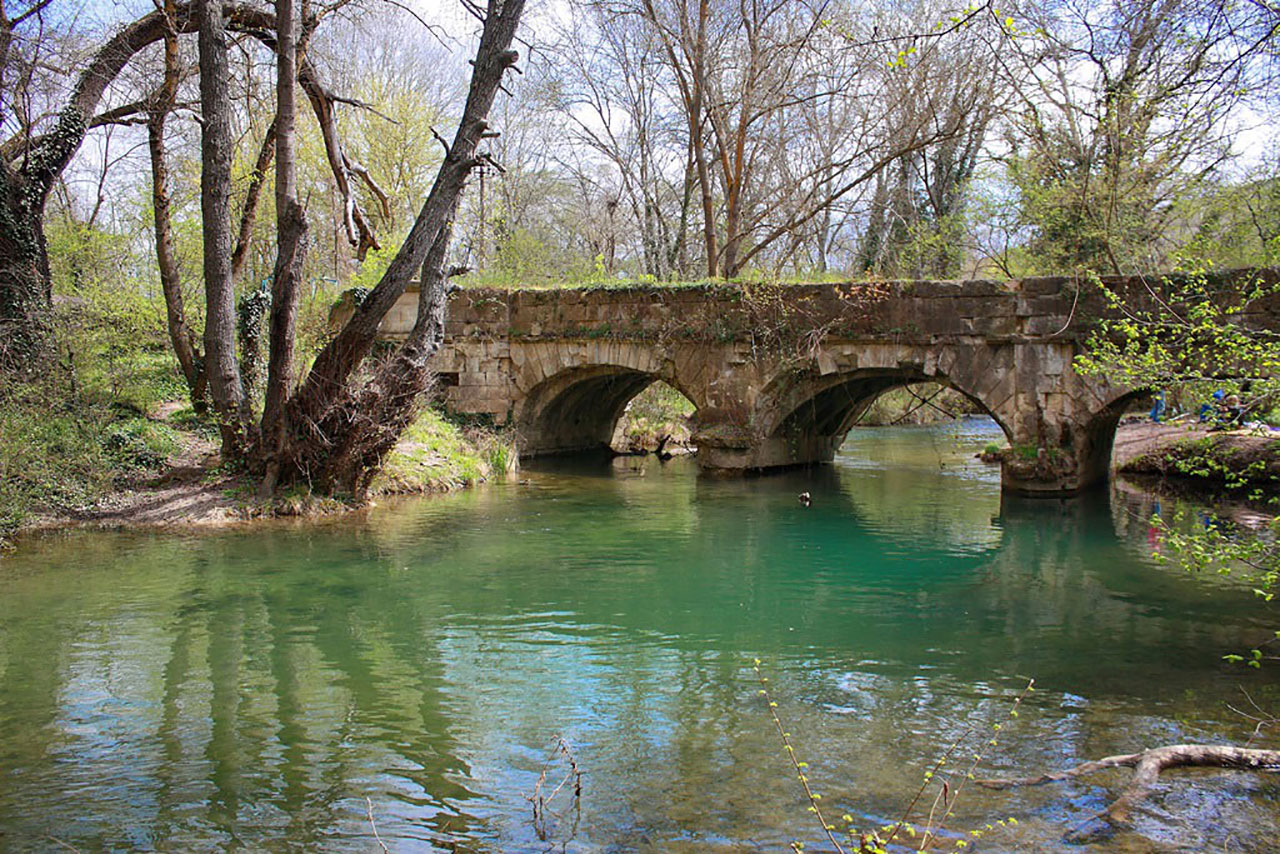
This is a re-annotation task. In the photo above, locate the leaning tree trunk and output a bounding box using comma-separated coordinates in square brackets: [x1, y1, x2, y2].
[280, 0, 526, 493]
[230, 117, 277, 285]
[0, 4, 195, 369]
[196, 0, 246, 457]
[319, 201, 458, 497]
[258, 0, 308, 495]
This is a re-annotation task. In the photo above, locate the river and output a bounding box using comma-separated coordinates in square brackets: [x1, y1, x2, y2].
[1, 418, 1277, 852]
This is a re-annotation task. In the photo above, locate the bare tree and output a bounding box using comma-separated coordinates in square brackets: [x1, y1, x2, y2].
[549, 0, 694, 278]
[999, 0, 1280, 272]
[855, 0, 1008, 277]
[259, 0, 308, 493]
[277, 0, 526, 494]
[148, 0, 206, 411]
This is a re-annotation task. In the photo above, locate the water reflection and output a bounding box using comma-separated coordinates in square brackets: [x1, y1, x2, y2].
[1, 420, 1277, 851]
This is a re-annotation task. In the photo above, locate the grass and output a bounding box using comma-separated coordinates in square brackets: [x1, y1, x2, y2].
[0, 282, 196, 545]
[0, 375, 182, 545]
[374, 408, 517, 494]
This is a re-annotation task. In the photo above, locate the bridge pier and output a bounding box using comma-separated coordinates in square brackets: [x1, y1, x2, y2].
[692, 404, 1119, 496]
[694, 412, 1118, 496]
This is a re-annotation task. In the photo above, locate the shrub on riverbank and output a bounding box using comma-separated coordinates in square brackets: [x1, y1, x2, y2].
[1121, 433, 1280, 492]
[0, 285, 190, 542]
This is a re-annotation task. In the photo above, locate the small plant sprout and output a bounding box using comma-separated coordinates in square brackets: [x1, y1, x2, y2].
[754, 657, 1033, 853]
[754, 659, 850, 854]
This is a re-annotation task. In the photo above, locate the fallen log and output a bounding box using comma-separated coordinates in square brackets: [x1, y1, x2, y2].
[977, 744, 1280, 840]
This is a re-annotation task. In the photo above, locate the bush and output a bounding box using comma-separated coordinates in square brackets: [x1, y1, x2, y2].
[0, 291, 186, 546]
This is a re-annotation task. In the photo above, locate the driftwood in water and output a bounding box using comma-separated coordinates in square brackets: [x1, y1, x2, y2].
[978, 744, 1280, 840]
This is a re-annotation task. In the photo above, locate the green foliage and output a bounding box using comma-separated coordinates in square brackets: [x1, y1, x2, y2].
[615, 382, 694, 450]
[459, 225, 619, 288]
[1077, 262, 1280, 658]
[1180, 166, 1280, 269]
[374, 407, 517, 493]
[898, 212, 968, 279]
[857, 384, 978, 426]
[45, 211, 138, 295]
[1006, 151, 1130, 273]
[1151, 507, 1280, 666]
[0, 278, 192, 545]
[0, 380, 178, 546]
[1074, 263, 1280, 418]
[56, 280, 184, 414]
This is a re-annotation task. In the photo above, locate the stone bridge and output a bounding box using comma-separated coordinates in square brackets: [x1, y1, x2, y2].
[343, 273, 1278, 495]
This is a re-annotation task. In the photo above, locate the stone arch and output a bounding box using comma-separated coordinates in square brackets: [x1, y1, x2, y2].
[747, 345, 1018, 469]
[1074, 387, 1153, 487]
[512, 343, 699, 457]
[760, 369, 1014, 440]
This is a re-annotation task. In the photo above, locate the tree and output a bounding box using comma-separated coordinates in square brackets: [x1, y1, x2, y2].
[1000, 0, 1279, 273]
[853, 0, 1007, 277]
[259, 0, 308, 493]
[147, 0, 206, 412]
[548, 0, 697, 278]
[196, 0, 245, 453]
[0, 0, 389, 371]
[0, 0, 142, 366]
[272, 0, 526, 494]
[1075, 264, 1280, 662]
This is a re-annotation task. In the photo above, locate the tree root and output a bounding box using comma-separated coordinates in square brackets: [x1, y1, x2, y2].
[977, 745, 1280, 842]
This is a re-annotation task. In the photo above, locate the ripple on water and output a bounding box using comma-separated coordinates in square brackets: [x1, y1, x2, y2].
[0, 419, 1278, 851]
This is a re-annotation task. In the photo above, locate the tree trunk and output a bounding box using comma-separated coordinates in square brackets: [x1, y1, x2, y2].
[196, 0, 246, 456]
[148, 0, 205, 411]
[281, 0, 525, 493]
[0, 164, 49, 369]
[318, 202, 457, 497]
[258, 0, 308, 495]
[1, 3, 193, 367]
[690, 0, 717, 278]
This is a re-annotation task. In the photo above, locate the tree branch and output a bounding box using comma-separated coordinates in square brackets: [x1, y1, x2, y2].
[978, 744, 1280, 838]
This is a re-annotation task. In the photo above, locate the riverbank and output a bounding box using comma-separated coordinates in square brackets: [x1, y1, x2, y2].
[0, 288, 519, 549]
[1113, 418, 1280, 490]
[10, 412, 1277, 549]
[6, 402, 515, 546]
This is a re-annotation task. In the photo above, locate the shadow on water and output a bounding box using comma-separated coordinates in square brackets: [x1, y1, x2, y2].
[1, 418, 1278, 851]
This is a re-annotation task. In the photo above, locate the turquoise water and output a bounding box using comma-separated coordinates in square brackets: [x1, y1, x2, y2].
[1, 419, 1277, 852]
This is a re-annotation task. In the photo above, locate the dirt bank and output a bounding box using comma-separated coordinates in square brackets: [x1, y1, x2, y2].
[14, 415, 1277, 546]
[11, 403, 504, 545]
[1112, 418, 1280, 489]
